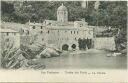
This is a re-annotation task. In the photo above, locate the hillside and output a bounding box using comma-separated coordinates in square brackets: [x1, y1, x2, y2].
[1, 1, 127, 27]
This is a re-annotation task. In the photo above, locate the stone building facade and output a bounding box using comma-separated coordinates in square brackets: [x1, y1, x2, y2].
[27, 4, 94, 50]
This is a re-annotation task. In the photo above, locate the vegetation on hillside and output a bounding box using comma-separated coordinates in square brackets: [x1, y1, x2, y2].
[1, 1, 127, 26]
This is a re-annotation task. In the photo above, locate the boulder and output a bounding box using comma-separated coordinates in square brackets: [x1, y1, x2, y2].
[38, 47, 60, 58]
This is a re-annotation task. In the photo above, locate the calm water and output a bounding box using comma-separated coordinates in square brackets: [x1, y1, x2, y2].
[39, 49, 127, 69]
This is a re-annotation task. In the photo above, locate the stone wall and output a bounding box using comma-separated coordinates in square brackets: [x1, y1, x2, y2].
[94, 37, 115, 51]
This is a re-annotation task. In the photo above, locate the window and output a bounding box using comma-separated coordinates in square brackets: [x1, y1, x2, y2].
[32, 26, 35, 29]
[80, 24, 83, 27]
[74, 31, 75, 34]
[27, 31, 29, 35]
[77, 31, 79, 34]
[41, 26, 43, 29]
[48, 30, 49, 34]
[14, 33, 16, 35]
[7, 32, 9, 36]
[75, 38, 77, 40]
[5, 38, 9, 42]
[41, 31, 43, 34]
[71, 31, 72, 34]
[49, 23, 51, 25]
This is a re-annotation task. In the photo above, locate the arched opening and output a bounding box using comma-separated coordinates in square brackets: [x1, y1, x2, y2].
[62, 44, 69, 51]
[71, 44, 76, 49]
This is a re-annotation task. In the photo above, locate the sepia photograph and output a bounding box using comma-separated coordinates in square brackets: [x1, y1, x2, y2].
[0, 0, 127, 70]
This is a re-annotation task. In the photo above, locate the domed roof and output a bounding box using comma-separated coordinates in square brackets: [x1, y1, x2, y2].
[57, 3, 67, 11]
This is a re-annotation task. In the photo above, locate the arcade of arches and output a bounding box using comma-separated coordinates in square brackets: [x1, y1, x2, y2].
[62, 38, 93, 51]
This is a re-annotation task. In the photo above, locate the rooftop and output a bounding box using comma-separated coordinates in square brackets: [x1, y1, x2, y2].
[58, 3, 67, 11]
[29, 23, 44, 26]
[46, 25, 93, 30]
[0, 29, 19, 33]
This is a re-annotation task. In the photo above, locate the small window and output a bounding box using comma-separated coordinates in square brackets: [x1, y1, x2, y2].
[41, 31, 43, 34]
[49, 23, 51, 25]
[75, 38, 77, 40]
[32, 26, 35, 29]
[5, 38, 9, 42]
[77, 31, 79, 34]
[71, 31, 72, 34]
[48, 30, 49, 34]
[41, 26, 43, 29]
[14, 33, 16, 35]
[27, 31, 29, 35]
[74, 31, 75, 34]
[7, 32, 9, 36]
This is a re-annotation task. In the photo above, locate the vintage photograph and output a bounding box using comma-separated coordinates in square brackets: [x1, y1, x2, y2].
[0, 1, 127, 69]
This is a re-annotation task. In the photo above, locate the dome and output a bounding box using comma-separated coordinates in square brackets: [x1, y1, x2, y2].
[57, 4, 67, 11]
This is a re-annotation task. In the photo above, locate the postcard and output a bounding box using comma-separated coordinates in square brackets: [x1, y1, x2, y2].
[0, 0, 127, 82]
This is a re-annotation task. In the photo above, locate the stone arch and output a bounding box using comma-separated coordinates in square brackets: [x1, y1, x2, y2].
[62, 44, 69, 51]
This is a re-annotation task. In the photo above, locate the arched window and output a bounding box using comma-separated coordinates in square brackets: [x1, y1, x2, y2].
[71, 31, 72, 34]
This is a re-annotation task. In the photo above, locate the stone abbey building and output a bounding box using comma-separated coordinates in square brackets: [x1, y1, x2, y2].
[27, 4, 94, 50]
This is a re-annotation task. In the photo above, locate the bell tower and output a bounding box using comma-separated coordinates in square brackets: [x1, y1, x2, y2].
[57, 3, 68, 23]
